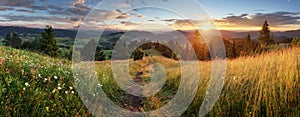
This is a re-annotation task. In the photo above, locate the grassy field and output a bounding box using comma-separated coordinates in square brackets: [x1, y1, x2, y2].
[0, 46, 299, 116]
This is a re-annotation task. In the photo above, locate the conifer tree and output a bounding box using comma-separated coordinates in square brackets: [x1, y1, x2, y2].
[40, 25, 59, 57]
[258, 20, 274, 48]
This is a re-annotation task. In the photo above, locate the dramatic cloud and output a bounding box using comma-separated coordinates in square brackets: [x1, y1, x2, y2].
[86, 9, 131, 22]
[216, 11, 300, 27]
[0, 0, 35, 8]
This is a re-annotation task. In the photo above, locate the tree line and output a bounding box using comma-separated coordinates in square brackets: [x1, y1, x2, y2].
[2, 21, 300, 61]
[2, 25, 73, 60]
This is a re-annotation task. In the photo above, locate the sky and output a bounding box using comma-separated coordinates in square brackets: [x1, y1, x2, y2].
[0, 0, 300, 31]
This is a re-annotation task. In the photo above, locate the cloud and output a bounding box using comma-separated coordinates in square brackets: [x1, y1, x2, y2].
[162, 19, 178, 22]
[67, 0, 92, 16]
[15, 9, 35, 13]
[113, 3, 132, 8]
[120, 21, 139, 26]
[0, 6, 14, 11]
[67, 7, 90, 15]
[86, 9, 131, 22]
[69, 0, 86, 6]
[0, 0, 35, 8]
[216, 11, 300, 27]
[49, 10, 71, 15]
[136, 14, 145, 18]
[31, 5, 48, 10]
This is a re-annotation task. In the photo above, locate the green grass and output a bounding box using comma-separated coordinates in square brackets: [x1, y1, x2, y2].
[0, 46, 299, 116]
[0, 46, 91, 116]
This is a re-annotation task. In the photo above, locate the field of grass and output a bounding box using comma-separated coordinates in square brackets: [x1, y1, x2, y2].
[0, 46, 299, 116]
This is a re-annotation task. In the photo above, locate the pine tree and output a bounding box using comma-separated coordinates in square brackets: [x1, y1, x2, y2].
[258, 20, 274, 48]
[3, 32, 22, 49]
[3, 33, 11, 46]
[132, 48, 144, 61]
[81, 39, 97, 61]
[40, 25, 59, 57]
[228, 40, 237, 58]
[245, 34, 253, 53]
[11, 32, 22, 49]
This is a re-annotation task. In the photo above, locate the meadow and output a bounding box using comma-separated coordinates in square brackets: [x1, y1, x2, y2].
[0, 46, 299, 116]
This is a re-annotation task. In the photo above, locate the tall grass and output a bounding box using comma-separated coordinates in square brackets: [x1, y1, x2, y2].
[0, 46, 299, 116]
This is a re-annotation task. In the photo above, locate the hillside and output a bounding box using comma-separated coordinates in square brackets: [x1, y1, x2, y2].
[0, 46, 299, 116]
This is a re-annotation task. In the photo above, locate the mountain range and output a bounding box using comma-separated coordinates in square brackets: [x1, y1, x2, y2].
[0, 26, 299, 42]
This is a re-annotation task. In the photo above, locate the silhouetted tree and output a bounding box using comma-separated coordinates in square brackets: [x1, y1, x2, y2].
[245, 34, 253, 53]
[258, 20, 274, 49]
[3, 32, 22, 49]
[11, 32, 22, 49]
[3, 33, 12, 46]
[132, 48, 144, 61]
[95, 46, 105, 61]
[81, 39, 97, 61]
[40, 25, 59, 57]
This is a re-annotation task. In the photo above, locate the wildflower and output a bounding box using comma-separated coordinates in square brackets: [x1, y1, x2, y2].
[65, 91, 68, 94]
[58, 86, 62, 90]
[38, 74, 42, 78]
[25, 82, 30, 87]
[0, 58, 4, 65]
[98, 83, 102, 87]
[71, 91, 75, 94]
[69, 86, 73, 90]
[54, 76, 58, 79]
[93, 94, 96, 96]
[44, 78, 48, 82]
[23, 88, 26, 90]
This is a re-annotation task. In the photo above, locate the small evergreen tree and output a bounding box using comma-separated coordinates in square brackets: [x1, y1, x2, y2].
[11, 32, 22, 49]
[258, 20, 274, 49]
[245, 34, 253, 53]
[228, 40, 237, 58]
[3, 33, 12, 46]
[40, 25, 59, 57]
[3, 32, 22, 49]
[81, 39, 97, 61]
[95, 46, 105, 61]
[132, 48, 144, 61]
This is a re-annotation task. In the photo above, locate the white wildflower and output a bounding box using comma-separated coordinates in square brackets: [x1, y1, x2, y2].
[69, 86, 73, 90]
[98, 83, 102, 87]
[25, 82, 30, 87]
[65, 91, 68, 94]
[58, 86, 62, 90]
[54, 76, 58, 79]
[71, 91, 74, 94]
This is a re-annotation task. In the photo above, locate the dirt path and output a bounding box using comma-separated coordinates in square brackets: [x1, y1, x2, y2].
[124, 58, 154, 112]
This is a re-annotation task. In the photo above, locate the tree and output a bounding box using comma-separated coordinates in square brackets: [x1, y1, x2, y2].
[227, 40, 237, 58]
[3, 32, 22, 49]
[40, 25, 59, 57]
[245, 34, 253, 53]
[81, 39, 97, 61]
[258, 20, 274, 49]
[132, 48, 144, 61]
[11, 32, 22, 49]
[95, 46, 105, 61]
[3, 33, 12, 46]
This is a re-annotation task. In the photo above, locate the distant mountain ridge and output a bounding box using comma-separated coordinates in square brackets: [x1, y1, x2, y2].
[0, 26, 299, 42]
